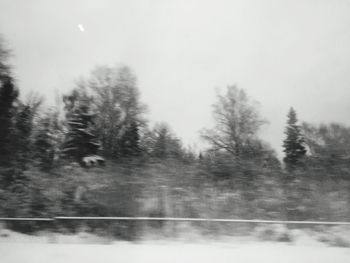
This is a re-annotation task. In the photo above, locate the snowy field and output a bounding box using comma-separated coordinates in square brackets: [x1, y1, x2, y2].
[1, 230, 350, 263]
[1, 241, 350, 263]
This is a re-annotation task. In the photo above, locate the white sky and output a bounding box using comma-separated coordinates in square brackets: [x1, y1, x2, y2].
[1, 0, 350, 156]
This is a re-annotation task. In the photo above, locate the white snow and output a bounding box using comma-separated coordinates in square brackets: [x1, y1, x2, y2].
[0, 230, 350, 263]
[1, 241, 350, 263]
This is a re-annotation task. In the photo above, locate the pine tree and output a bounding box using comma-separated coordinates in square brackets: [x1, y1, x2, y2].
[0, 37, 11, 79]
[151, 123, 184, 160]
[13, 104, 33, 169]
[283, 107, 306, 170]
[33, 116, 55, 171]
[119, 121, 141, 158]
[0, 76, 18, 169]
[62, 104, 101, 164]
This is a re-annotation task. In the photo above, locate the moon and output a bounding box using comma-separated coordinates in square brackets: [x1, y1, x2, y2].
[78, 24, 85, 32]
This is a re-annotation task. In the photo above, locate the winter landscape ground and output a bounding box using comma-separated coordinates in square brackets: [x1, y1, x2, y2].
[1, 228, 350, 263]
[2, 241, 350, 263]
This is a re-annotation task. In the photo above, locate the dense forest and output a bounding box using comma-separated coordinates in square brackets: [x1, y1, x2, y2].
[0, 35, 349, 238]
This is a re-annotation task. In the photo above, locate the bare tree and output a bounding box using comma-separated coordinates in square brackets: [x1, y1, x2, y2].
[76, 65, 147, 158]
[202, 85, 267, 158]
[302, 122, 350, 159]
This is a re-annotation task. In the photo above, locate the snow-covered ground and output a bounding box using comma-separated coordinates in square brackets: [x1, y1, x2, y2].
[0, 229, 350, 263]
[1, 241, 350, 263]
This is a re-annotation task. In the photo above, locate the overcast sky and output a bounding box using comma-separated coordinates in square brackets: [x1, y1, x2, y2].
[1, 0, 350, 156]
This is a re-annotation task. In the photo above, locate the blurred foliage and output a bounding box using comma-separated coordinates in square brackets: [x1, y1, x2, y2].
[1, 156, 349, 238]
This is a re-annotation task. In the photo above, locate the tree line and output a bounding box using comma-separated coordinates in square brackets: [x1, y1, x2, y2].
[0, 36, 349, 237]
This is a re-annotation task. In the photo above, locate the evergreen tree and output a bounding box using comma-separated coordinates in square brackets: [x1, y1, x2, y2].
[62, 104, 101, 164]
[0, 76, 18, 169]
[0, 38, 33, 187]
[13, 104, 33, 169]
[283, 107, 306, 170]
[151, 123, 184, 159]
[119, 121, 141, 157]
[33, 116, 55, 171]
[0, 36, 11, 79]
